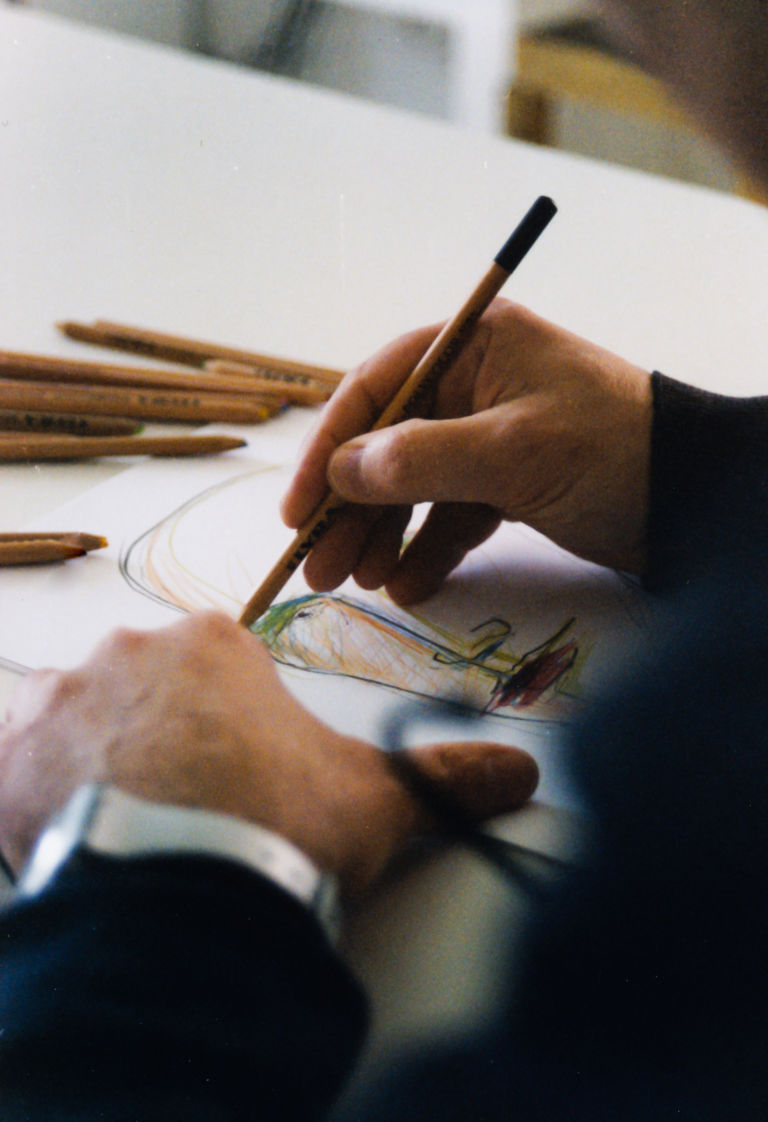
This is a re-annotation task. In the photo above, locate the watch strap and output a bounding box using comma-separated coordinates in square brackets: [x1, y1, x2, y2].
[19, 785, 339, 939]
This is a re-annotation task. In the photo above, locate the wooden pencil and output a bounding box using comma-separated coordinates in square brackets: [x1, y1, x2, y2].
[0, 540, 86, 565]
[0, 408, 141, 436]
[0, 532, 107, 550]
[57, 320, 345, 386]
[0, 351, 289, 399]
[238, 196, 558, 628]
[0, 379, 283, 424]
[204, 359, 337, 392]
[205, 361, 333, 405]
[0, 433, 248, 461]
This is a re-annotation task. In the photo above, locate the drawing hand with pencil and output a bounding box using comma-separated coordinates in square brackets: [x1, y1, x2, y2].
[0, 612, 537, 894]
[282, 300, 652, 605]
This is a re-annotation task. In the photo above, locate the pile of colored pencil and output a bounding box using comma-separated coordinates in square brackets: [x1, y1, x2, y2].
[0, 322, 345, 565]
[0, 320, 344, 462]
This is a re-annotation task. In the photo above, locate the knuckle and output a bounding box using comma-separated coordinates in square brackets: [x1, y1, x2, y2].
[506, 401, 543, 452]
[27, 666, 82, 710]
[191, 610, 239, 642]
[171, 610, 240, 655]
[172, 611, 248, 673]
[496, 301, 541, 342]
[104, 626, 149, 654]
[378, 422, 421, 492]
[48, 669, 84, 707]
[184, 610, 271, 669]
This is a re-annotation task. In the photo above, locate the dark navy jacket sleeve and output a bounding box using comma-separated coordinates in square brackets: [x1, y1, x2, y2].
[0, 852, 368, 1122]
[332, 379, 768, 1121]
[335, 569, 768, 1122]
[647, 372, 768, 590]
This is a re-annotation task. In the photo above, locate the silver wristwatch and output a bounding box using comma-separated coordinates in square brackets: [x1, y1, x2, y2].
[18, 784, 339, 940]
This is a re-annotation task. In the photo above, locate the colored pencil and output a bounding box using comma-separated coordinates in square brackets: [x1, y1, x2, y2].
[239, 196, 558, 627]
[0, 351, 288, 399]
[57, 320, 345, 385]
[0, 532, 107, 550]
[0, 540, 86, 565]
[0, 408, 141, 436]
[205, 361, 333, 405]
[204, 358, 337, 392]
[0, 433, 247, 461]
[0, 379, 282, 424]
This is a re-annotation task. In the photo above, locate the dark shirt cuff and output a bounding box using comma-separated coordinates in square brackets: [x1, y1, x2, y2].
[648, 371, 768, 592]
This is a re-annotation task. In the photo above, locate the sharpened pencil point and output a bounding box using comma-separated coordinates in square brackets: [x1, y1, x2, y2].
[238, 196, 556, 627]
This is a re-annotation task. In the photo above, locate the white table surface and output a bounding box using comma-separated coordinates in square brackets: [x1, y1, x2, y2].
[2, 4, 767, 1060]
[3, 5, 767, 536]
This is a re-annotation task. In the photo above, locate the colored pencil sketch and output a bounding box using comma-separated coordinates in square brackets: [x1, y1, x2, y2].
[257, 595, 582, 720]
[120, 465, 647, 723]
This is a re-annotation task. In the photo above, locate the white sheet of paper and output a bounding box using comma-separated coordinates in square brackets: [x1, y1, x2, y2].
[0, 412, 655, 814]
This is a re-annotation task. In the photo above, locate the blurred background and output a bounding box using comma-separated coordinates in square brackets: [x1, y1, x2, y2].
[4, 1, 758, 198]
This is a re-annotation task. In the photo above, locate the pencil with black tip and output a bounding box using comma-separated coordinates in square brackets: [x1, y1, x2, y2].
[239, 196, 557, 628]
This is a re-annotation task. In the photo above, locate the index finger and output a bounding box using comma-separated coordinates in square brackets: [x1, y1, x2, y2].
[280, 323, 441, 528]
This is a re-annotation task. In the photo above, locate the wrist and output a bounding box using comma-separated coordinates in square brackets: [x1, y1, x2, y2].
[17, 784, 339, 940]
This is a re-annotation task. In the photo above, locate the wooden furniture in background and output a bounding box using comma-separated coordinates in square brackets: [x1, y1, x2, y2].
[507, 18, 768, 205]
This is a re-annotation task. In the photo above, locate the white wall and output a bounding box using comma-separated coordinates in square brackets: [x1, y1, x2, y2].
[15, 0, 290, 55]
[12, 0, 741, 193]
[17, 0, 191, 47]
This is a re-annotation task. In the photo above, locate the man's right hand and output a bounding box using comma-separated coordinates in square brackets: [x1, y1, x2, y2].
[281, 300, 652, 606]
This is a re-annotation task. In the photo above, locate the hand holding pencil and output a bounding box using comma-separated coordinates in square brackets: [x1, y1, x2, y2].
[240, 197, 558, 625]
[280, 301, 653, 606]
[268, 192, 660, 611]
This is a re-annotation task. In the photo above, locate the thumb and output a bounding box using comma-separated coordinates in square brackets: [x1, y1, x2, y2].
[335, 739, 539, 896]
[390, 740, 539, 837]
[328, 413, 510, 507]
